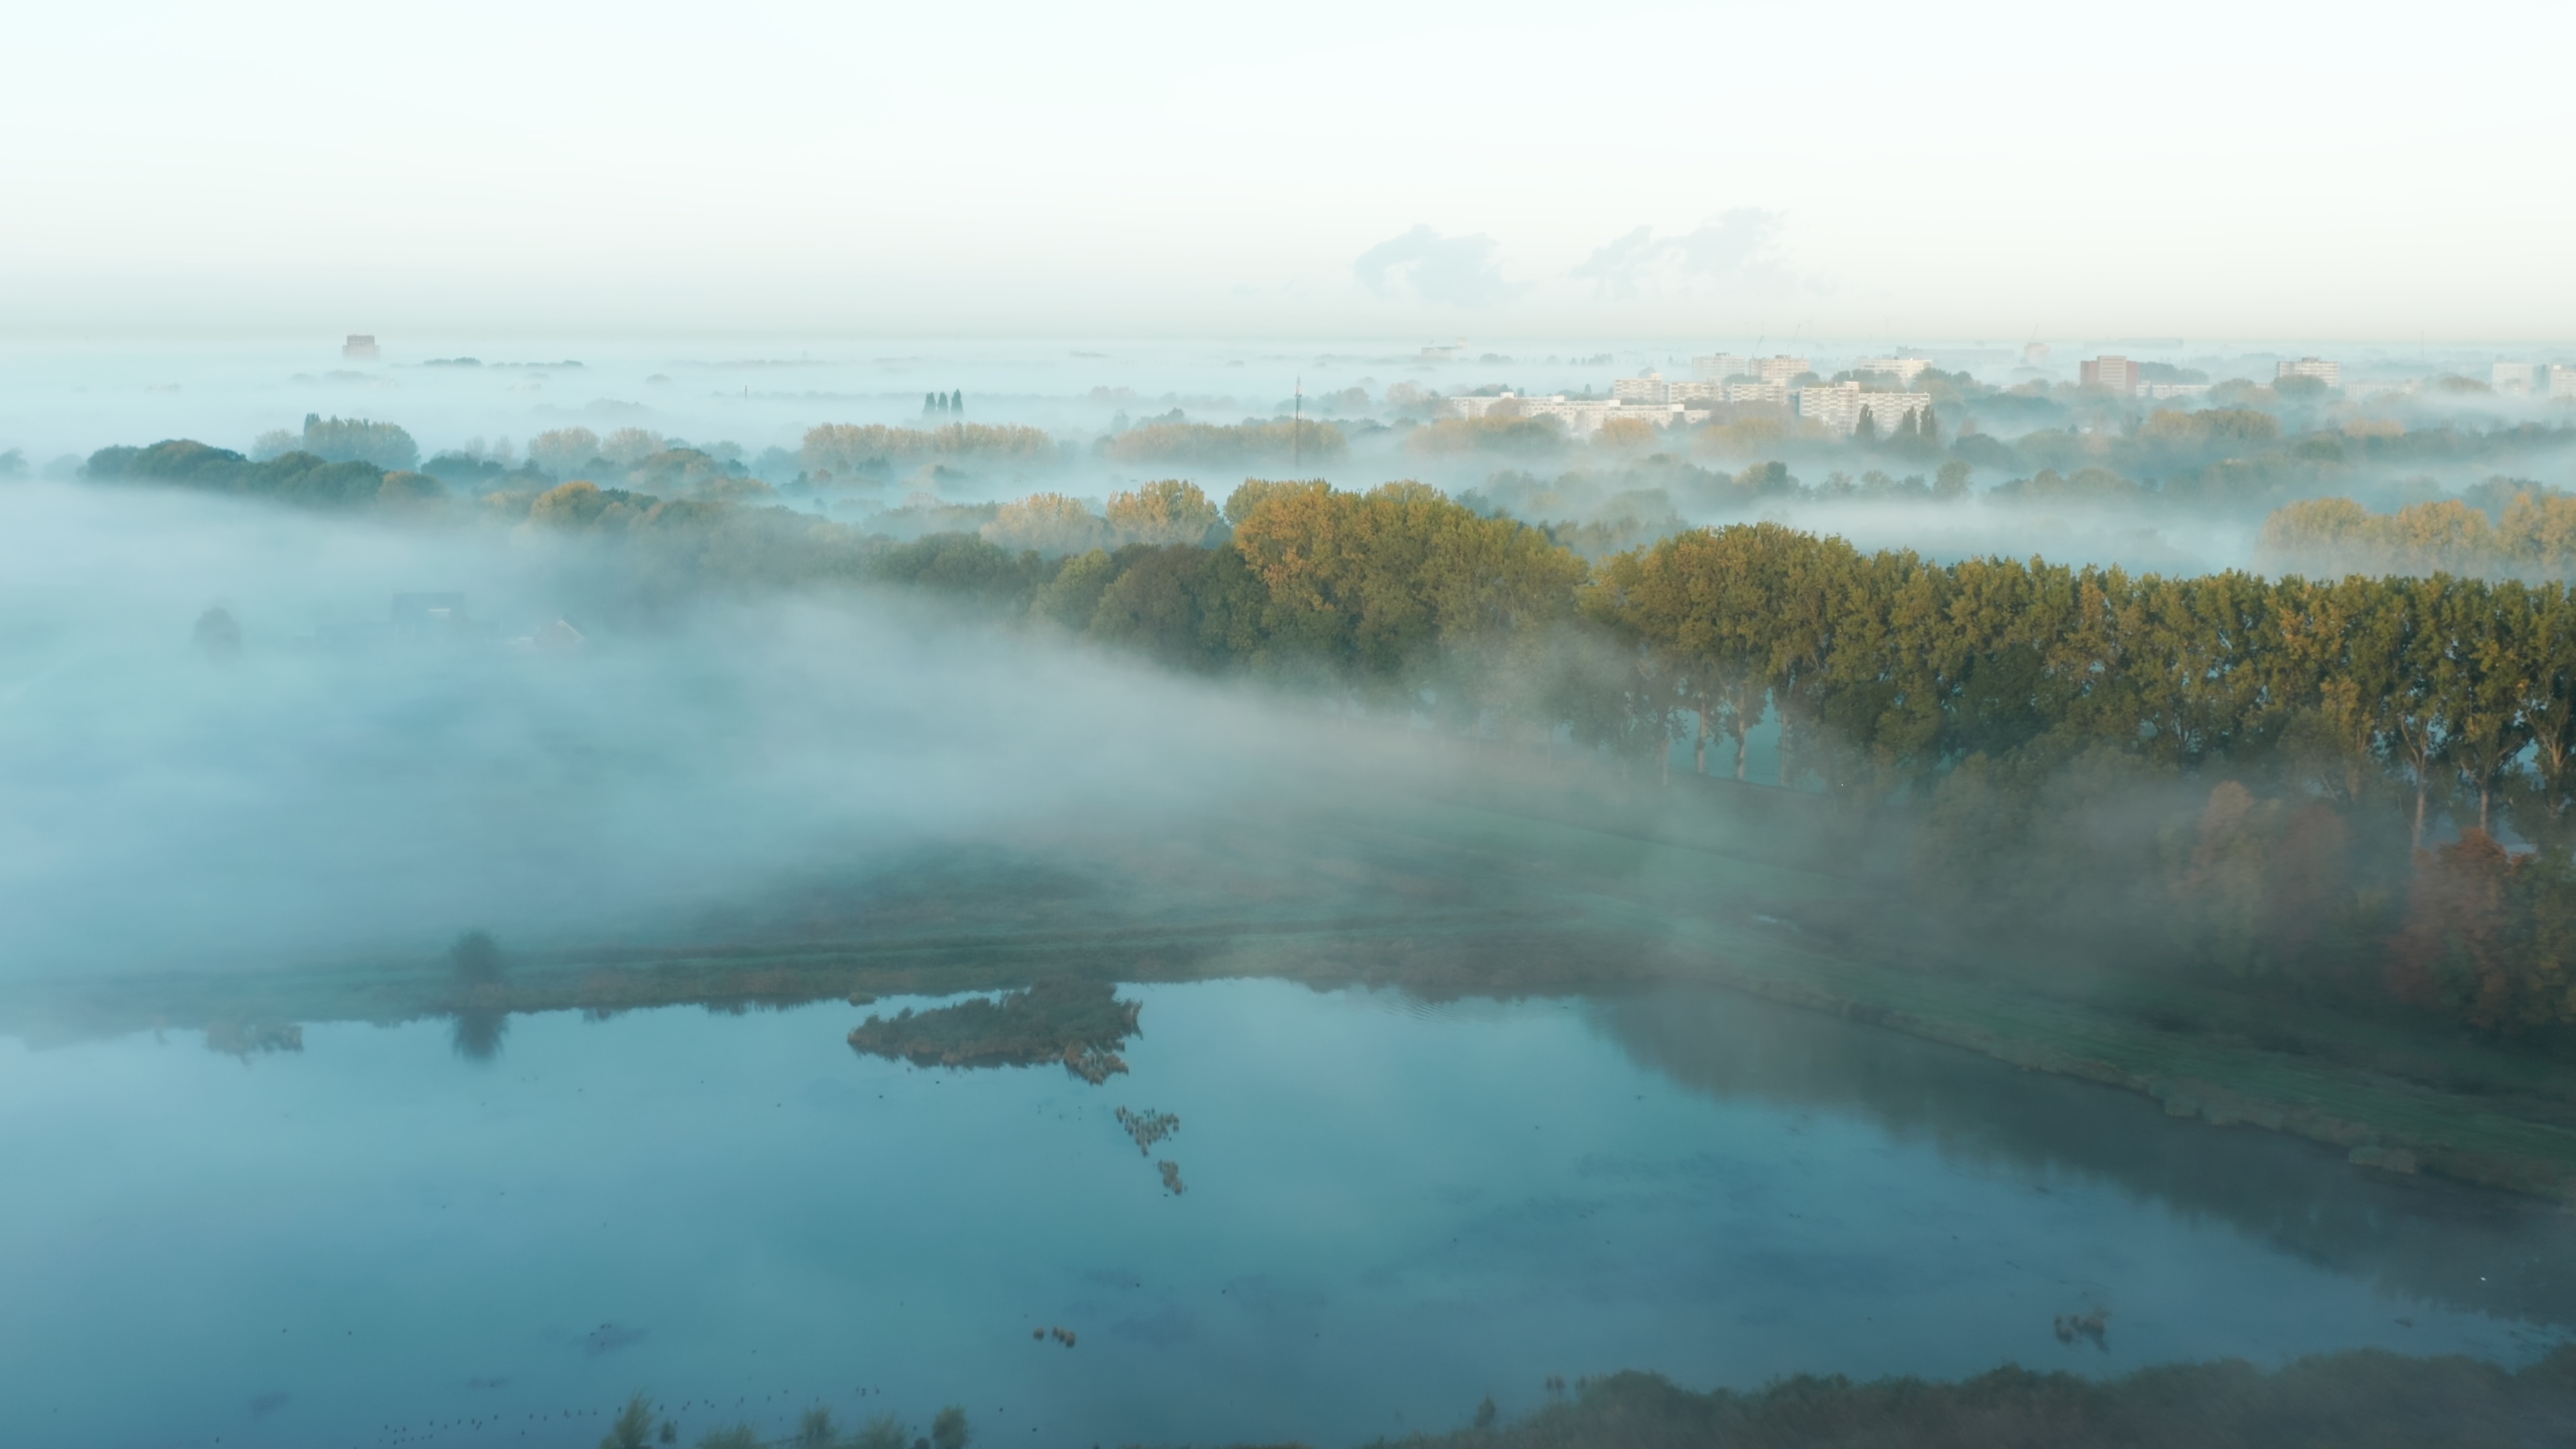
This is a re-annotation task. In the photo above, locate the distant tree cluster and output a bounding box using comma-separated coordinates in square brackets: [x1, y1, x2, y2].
[85, 439, 434, 508]
[2261, 488, 2576, 580]
[1406, 415, 1567, 457]
[798, 421, 1053, 482]
[1668, 396, 2574, 521]
[269, 413, 421, 471]
[981, 492, 1108, 555]
[1104, 478, 1222, 546]
[1589, 524, 2576, 1027]
[529, 426, 656, 476]
[1101, 419, 1346, 467]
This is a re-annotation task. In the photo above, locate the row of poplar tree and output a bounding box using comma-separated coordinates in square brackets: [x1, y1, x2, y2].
[951, 482, 2576, 1032]
[325, 466, 2576, 1032]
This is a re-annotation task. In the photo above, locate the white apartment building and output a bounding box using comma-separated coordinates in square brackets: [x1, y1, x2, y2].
[2553, 368, 2576, 401]
[2276, 357, 2342, 387]
[2144, 382, 2212, 400]
[1624, 372, 1793, 406]
[1794, 382, 1932, 437]
[1850, 356, 1931, 386]
[1513, 397, 1620, 433]
[1518, 397, 1706, 435]
[1436, 392, 1701, 437]
[1690, 353, 1809, 384]
[2494, 362, 2537, 396]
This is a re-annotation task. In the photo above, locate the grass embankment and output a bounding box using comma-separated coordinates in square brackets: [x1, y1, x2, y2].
[586, 1348, 2576, 1449]
[1362, 1347, 2576, 1449]
[1402, 771, 2576, 1204]
[8, 755, 2576, 1201]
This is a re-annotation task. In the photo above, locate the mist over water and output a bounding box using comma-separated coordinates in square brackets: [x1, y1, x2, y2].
[10, 335, 2576, 1447]
[0, 473, 1325, 979]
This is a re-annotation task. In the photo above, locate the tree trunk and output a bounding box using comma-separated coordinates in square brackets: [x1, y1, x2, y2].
[1694, 707, 1712, 775]
[2414, 780, 2429, 849]
[1733, 724, 1750, 781]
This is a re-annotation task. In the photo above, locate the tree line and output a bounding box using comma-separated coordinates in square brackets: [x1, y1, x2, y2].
[541, 475, 2576, 1035]
[1100, 419, 1346, 468]
[2261, 489, 2576, 580]
[78, 438, 2576, 1034]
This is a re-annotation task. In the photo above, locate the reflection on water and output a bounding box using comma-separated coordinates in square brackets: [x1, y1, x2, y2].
[1599, 990, 2576, 1329]
[449, 1007, 508, 1062]
[0, 980, 2568, 1449]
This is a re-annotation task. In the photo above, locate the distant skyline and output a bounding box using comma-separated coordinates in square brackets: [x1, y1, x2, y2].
[7, 0, 2572, 341]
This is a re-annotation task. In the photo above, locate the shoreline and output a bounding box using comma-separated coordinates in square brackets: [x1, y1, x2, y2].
[6, 767, 2575, 1206]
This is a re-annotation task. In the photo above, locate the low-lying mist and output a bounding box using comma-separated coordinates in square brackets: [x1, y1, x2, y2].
[13, 339, 2576, 591]
[0, 480, 1358, 981]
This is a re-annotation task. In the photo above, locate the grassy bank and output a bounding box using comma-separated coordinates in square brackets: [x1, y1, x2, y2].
[7, 754, 2576, 1205]
[581, 1347, 2576, 1448]
[1361, 1347, 2576, 1449]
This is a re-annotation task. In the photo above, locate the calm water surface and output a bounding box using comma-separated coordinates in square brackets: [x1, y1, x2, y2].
[3, 979, 2569, 1448]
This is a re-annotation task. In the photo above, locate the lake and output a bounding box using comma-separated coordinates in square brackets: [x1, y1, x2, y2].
[3, 978, 2569, 1448]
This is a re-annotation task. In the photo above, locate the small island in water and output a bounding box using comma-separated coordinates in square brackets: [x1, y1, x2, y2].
[847, 978, 1142, 1083]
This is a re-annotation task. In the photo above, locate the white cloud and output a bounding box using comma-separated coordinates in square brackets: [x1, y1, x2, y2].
[1571, 211, 1813, 301]
[1352, 226, 1523, 308]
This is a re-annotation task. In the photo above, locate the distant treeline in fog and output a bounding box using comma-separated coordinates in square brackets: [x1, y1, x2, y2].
[1103, 418, 1346, 468]
[50, 361, 2569, 543]
[1560, 405, 2575, 519]
[2262, 486, 2576, 579]
[68, 432, 2576, 1035]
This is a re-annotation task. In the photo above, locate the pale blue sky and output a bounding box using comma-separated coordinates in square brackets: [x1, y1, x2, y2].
[5, 0, 2568, 339]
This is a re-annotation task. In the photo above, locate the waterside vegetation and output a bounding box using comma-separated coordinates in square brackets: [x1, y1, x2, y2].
[1359, 1346, 2576, 1449]
[574, 1346, 2576, 1449]
[44, 433, 2576, 1203]
[846, 979, 1142, 1081]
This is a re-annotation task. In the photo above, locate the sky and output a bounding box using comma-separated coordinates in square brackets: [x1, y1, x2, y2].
[5, 0, 2571, 341]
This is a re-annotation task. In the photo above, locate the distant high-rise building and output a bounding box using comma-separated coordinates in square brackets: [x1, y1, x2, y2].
[2551, 367, 2576, 402]
[1436, 393, 1517, 419]
[1690, 353, 1807, 384]
[2080, 356, 2143, 394]
[2022, 341, 2051, 368]
[2493, 362, 2536, 396]
[1794, 381, 1931, 437]
[1851, 356, 1931, 386]
[1612, 372, 1671, 402]
[343, 334, 380, 363]
[2275, 357, 2341, 387]
[1752, 355, 1811, 385]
